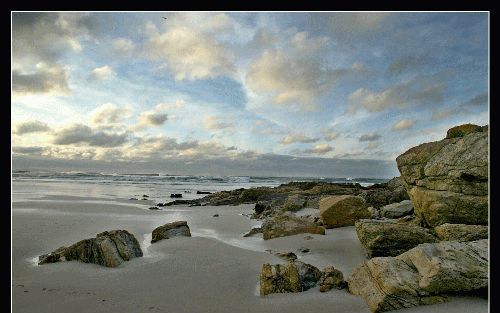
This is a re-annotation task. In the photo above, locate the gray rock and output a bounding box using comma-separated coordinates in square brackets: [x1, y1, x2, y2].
[380, 200, 413, 219]
[151, 221, 191, 243]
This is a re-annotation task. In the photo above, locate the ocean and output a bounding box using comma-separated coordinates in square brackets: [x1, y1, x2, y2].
[12, 170, 389, 204]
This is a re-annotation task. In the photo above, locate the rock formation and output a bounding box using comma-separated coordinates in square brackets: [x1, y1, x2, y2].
[396, 124, 488, 227]
[151, 221, 191, 243]
[379, 200, 414, 219]
[261, 214, 325, 240]
[434, 223, 488, 242]
[38, 230, 143, 268]
[319, 195, 371, 228]
[260, 261, 322, 295]
[319, 266, 346, 292]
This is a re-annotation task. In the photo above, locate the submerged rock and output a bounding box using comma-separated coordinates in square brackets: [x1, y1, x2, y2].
[319, 266, 346, 292]
[38, 230, 143, 268]
[434, 223, 488, 242]
[348, 239, 488, 312]
[355, 219, 438, 258]
[319, 195, 371, 228]
[260, 261, 322, 296]
[261, 214, 325, 240]
[396, 124, 488, 227]
[379, 200, 413, 219]
[151, 221, 191, 243]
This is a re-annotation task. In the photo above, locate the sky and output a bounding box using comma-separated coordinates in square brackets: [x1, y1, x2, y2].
[11, 12, 489, 178]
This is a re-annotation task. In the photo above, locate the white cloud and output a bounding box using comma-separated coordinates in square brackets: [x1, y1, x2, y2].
[89, 103, 132, 127]
[281, 133, 320, 145]
[300, 143, 334, 155]
[88, 65, 115, 80]
[112, 38, 136, 55]
[133, 111, 168, 130]
[392, 119, 415, 131]
[154, 100, 185, 111]
[203, 115, 233, 131]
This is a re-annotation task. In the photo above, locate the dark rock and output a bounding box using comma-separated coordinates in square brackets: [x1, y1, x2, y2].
[151, 221, 191, 243]
[148, 206, 160, 210]
[156, 203, 165, 207]
[319, 266, 346, 292]
[298, 247, 310, 253]
[170, 194, 183, 198]
[260, 261, 322, 295]
[243, 227, 262, 237]
[129, 198, 138, 200]
[38, 230, 143, 267]
[213, 214, 219, 217]
[197, 191, 212, 194]
[142, 195, 149, 198]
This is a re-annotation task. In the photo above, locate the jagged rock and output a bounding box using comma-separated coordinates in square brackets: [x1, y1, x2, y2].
[348, 239, 488, 312]
[151, 221, 191, 243]
[396, 124, 488, 227]
[260, 261, 322, 295]
[243, 226, 262, 237]
[319, 266, 346, 292]
[434, 223, 488, 242]
[359, 177, 410, 209]
[38, 230, 143, 267]
[261, 214, 325, 240]
[319, 195, 371, 228]
[355, 219, 438, 257]
[380, 200, 414, 219]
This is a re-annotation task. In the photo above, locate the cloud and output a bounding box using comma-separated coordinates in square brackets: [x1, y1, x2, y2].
[431, 92, 488, 121]
[203, 115, 233, 130]
[112, 37, 136, 55]
[392, 119, 415, 131]
[463, 92, 488, 107]
[387, 54, 428, 75]
[14, 120, 51, 135]
[88, 65, 115, 80]
[322, 128, 339, 141]
[298, 143, 334, 155]
[89, 103, 132, 126]
[12, 63, 69, 95]
[12, 146, 45, 155]
[154, 100, 185, 111]
[347, 75, 446, 114]
[134, 111, 168, 130]
[144, 21, 236, 80]
[52, 124, 128, 147]
[281, 133, 320, 145]
[359, 132, 381, 142]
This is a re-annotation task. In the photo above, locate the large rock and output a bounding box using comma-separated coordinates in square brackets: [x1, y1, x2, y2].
[282, 194, 307, 212]
[348, 239, 488, 312]
[151, 221, 191, 243]
[355, 219, 438, 257]
[319, 195, 371, 228]
[319, 266, 346, 292]
[261, 214, 325, 240]
[396, 124, 488, 227]
[260, 261, 322, 295]
[434, 223, 488, 242]
[359, 177, 410, 209]
[38, 230, 143, 267]
[380, 200, 414, 219]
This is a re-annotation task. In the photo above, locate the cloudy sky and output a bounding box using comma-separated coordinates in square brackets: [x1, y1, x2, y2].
[11, 12, 489, 178]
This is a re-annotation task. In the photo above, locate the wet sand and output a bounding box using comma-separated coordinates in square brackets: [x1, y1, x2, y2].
[12, 195, 488, 313]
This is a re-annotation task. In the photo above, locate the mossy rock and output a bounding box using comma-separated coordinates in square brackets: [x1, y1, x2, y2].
[445, 124, 483, 139]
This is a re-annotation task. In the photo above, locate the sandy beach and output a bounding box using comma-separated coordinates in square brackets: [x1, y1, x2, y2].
[12, 186, 488, 313]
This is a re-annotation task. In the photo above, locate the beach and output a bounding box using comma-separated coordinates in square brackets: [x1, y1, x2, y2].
[12, 179, 488, 313]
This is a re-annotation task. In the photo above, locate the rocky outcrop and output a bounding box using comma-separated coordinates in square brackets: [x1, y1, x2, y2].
[151, 221, 191, 243]
[358, 177, 410, 209]
[434, 223, 488, 242]
[396, 124, 488, 227]
[355, 219, 438, 257]
[38, 230, 143, 267]
[261, 214, 325, 240]
[282, 194, 308, 212]
[379, 200, 413, 219]
[348, 239, 488, 312]
[319, 195, 371, 228]
[319, 266, 346, 292]
[260, 261, 322, 295]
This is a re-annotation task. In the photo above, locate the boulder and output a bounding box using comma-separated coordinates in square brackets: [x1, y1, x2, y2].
[379, 200, 413, 219]
[282, 194, 307, 212]
[243, 226, 262, 237]
[434, 223, 488, 242]
[359, 177, 410, 209]
[348, 239, 488, 312]
[38, 230, 143, 267]
[261, 214, 325, 240]
[355, 219, 438, 257]
[319, 195, 371, 228]
[396, 125, 488, 227]
[319, 266, 346, 292]
[151, 221, 191, 243]
[260, 261, 322, 295]
[446, 123, 483, 139]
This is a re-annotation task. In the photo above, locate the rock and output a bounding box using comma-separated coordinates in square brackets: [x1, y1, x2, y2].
[367, 207, 380, 218]
[355, 219, 438, 257]
[396, 125, 488, 227]
[348, 239, 488, 312]
[266, 250, 298, 261]
[156, 203, 165, 207]
[141, 198, 148, 201]
[142, 195, 149, 198]
[282, 194, 307, 212]
[359, 177, 410, 209]
[380, 200, 414, 219]
[197, 191, 212, 194]
[261, 214, 325, 240]
[260, 261, 322, 295]
[184, 190, 191, 193]
[38, 230, 143, 267]
[319, 195, 371, 228]
[434, 223, 488, 242]
[303, 235, 313, 240]
[151, 221, 191, 243]
[148, 206, 159, 210]
[446, 123, 483, 139]
[243, 227, 262, 237]
[213, 214, 219, 217]
[298, 247, 310, 253]
[170, 193, 183, 198]
[129, 198, 138, 200]
[319, 266, 346, 292]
